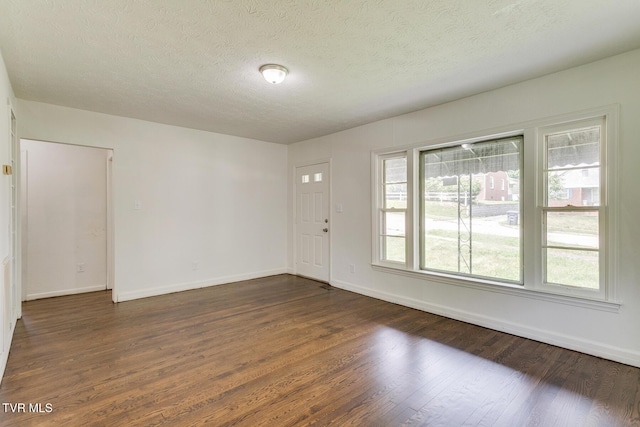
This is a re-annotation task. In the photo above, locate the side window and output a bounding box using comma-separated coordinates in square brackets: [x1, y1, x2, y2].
[379, 155, 407, 264]
[541, 119, 604, 290]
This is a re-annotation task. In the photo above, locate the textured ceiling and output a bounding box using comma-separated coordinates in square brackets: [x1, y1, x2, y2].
[1, 1, 639, 144]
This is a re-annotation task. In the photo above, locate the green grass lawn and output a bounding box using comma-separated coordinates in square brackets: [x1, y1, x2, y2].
[385, 201, 599, 289]
[422, 229, 598, 288]
[546, 213, 598, 235]
[423, 229, 521, 282]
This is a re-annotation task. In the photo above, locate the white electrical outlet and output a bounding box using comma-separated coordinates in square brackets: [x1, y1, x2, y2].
[134, 200, 142, 210]
[77, 263, 85, 272]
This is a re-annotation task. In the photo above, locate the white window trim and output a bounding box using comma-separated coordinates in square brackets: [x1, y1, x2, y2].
[373, 152, 413, 268]
[536, 116, 608, 300]
[371, 105, 620, 311]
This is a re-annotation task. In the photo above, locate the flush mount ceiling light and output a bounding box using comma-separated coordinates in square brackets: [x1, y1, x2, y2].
[259, 64, 288, 84]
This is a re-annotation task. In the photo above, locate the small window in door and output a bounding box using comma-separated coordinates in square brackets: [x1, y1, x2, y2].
[314, 172, 323, 182]
[301, 175, 310, 184]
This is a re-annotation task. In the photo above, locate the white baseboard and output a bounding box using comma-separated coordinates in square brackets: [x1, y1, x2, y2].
[331, 278, 640, 368]
[26, 284, 107, 301]
[116, 268, 288, 302]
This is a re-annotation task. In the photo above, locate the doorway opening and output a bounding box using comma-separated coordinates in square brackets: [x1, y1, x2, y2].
[20, 140, 114, 301]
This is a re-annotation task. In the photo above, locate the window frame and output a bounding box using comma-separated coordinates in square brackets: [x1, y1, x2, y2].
[536, 116, 611, 300]
[418, 135, 524, 284]
[374, 152, 413, 268]
[371, 106, 619, 309]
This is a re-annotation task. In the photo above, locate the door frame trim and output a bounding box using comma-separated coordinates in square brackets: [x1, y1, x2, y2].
[19, 138, 116, 302]
[292, 159, 332, 282]
[9, 102, 20, 321]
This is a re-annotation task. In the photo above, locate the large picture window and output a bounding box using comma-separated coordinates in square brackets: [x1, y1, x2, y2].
[420, 136, 522, 283]
[372, 107, 617, 304]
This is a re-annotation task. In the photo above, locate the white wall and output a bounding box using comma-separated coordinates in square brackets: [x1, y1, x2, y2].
[0, 49, 18, 382]
[288, 49, 640, 367]
[17, 100, 288, 302]
[21, 140, 109, 299]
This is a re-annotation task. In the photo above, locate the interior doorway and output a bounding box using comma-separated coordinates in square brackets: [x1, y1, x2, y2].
[20, 140, 113, 300]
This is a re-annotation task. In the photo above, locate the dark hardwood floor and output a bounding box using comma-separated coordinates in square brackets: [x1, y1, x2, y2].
[0, 274, 638, 426]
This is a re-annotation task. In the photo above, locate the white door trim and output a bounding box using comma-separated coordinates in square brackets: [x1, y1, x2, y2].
[293, 159, 331, 282]
[106, 151, 115, 300]
[19, 138, 115, 302]
[8, 101, 20, 320]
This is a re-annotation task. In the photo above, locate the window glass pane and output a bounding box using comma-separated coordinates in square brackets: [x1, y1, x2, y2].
[380, 155, 407, 264]
[546, 212, 598, 249]
[546, 248, 599, 289]
[383, 236, 405, 263]
[421, 136, 522, 283]
[383, 156, 407, 209]
[384, 211, 405, 236]
[546, 168, 600, 207]
[546, 126, 600, 170]
[301, 175, 309, 184]
[384, 183, 407, 209]
[423, 205, 466, 273]
[384, 157, 406, 184]
[314, 172, 323, 182]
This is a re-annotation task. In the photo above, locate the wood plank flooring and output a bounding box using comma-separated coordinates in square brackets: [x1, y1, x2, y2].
[0, 274, 638, 426]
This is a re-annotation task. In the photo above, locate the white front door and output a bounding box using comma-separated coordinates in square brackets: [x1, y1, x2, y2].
[295, 163, 330, 282]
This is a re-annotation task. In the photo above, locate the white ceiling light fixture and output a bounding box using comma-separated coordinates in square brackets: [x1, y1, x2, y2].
[260, 64, 288, 84]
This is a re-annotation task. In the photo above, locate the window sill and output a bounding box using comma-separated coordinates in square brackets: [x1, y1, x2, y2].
[371, 264, 621, 313]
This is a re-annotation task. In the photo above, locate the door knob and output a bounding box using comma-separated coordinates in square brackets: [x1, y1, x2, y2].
[323, 228, 328, 232]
